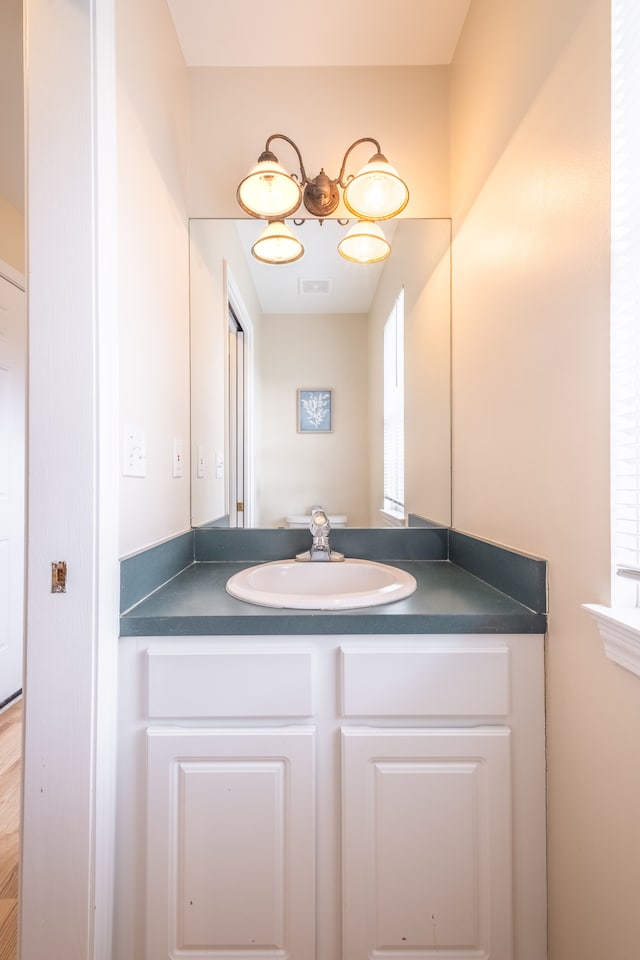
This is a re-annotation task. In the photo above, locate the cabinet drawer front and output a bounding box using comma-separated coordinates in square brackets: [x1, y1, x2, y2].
[147, 650, 314, 718]
[341, 646, 510, 717]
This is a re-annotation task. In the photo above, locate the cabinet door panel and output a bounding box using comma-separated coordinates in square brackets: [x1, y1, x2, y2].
[147, 727, 315, 960]
[342, 727, 512, 960]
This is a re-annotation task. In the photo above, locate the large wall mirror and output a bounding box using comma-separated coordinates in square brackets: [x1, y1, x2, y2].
[190, 218, 451, 529]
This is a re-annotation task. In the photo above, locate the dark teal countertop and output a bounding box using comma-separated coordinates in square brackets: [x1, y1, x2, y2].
[119, 557, 547, 637]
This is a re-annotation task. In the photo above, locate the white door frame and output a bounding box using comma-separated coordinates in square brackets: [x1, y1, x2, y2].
[21, 2, 119, 958]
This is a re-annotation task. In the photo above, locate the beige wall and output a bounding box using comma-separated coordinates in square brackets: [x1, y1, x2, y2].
[116, 0, 191, 556]
[258, 312, 370, 527]
[450, 1, 640, 958]
[187, 66, 450, 219]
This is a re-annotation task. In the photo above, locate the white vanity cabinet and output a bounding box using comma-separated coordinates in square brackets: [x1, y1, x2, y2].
[116, 634, 546, 960]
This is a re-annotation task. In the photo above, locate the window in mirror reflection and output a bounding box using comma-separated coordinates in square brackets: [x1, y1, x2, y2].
[383, 288, 405, 522]
[228, 303, 247, 527]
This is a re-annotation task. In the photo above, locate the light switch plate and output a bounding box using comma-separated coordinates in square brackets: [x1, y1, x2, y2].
[172, 438, 184, 478]
[197, 444, 205, 479]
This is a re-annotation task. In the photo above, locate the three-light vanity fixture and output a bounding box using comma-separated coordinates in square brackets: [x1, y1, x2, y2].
[236, 134, 409, 265]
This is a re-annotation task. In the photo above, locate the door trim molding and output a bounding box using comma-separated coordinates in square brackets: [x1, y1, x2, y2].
[21, 1, 119, 958]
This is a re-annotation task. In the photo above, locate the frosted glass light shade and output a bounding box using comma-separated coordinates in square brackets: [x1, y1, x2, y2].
[237, 158, 302, 219]
[343, 159, 409, 221]
[251, 221, 304, 264]
[337, 221, 390, 264]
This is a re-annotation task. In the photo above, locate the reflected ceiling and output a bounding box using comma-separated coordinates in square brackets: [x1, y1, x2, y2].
[233, 219, 398, 315]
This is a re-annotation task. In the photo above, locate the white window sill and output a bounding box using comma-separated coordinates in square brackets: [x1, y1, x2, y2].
[583, 604, 640, 677]
[379, 509, 406, 528]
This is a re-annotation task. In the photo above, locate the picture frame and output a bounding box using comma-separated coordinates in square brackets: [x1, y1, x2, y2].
[297, 389, 333, 433]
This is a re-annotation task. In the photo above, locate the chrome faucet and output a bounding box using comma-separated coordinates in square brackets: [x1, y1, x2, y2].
[296, 507, 344, 562]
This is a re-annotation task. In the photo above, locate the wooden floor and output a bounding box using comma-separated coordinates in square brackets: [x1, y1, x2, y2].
[0, 699, 21, 960]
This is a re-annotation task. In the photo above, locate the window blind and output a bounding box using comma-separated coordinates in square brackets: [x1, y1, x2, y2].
[611, 0, 640, 605]
[383, 289, 405, 517]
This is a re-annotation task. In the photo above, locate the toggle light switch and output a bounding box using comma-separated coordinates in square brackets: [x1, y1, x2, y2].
[197, 445, 206, 479]
[172, 438, 184, 478]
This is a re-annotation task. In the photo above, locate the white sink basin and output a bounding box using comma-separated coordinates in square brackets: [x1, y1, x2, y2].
[226, 558, 417, 610]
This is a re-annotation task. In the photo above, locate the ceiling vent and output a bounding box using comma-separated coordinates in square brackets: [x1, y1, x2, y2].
[298, 278, 333, 296]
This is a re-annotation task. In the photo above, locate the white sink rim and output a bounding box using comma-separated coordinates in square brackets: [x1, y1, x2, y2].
[225, 558, 417, 610]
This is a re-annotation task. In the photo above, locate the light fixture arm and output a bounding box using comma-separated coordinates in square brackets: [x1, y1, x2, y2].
[261, 133, 338, 217]
[335, 137, 383, 187]
[260, 134, 386, 218]
[262, 133, 310, 186]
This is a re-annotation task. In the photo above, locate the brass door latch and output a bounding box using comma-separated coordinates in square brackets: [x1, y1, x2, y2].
[51, 561, 67, 593]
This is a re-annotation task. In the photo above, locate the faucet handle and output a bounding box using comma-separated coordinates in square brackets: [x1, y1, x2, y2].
[295, 507, 344, 562]
[310, 508, 330, 536]
[308, 508, 344, 561]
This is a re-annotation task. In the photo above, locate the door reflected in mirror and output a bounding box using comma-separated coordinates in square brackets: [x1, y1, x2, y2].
[190, 218, 451, 529]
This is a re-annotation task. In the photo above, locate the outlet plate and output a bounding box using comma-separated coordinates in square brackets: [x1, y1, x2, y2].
[123, 425, 146, 477]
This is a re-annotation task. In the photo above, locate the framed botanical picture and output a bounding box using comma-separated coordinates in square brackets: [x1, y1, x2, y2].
[298, 389, 333, 433]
